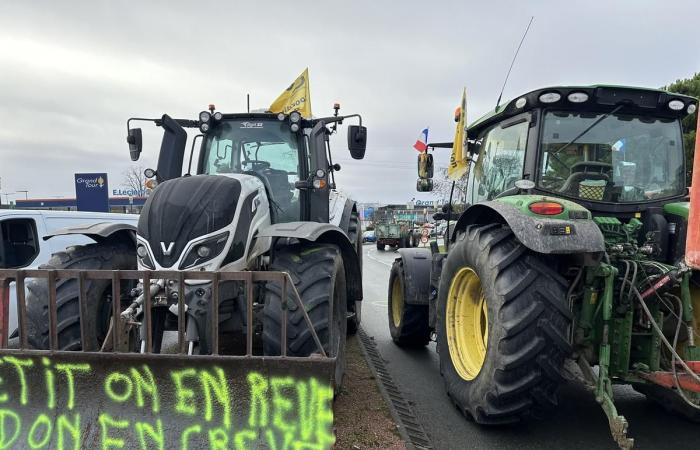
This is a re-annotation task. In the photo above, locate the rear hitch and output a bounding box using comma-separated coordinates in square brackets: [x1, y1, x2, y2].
[578, 263, 634, 450]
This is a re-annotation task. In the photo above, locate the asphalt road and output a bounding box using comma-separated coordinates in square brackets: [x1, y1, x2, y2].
[359, 243, 698, 450]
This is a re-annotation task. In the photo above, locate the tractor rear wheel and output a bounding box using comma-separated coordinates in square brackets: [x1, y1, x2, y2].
[25, 243, 136, 350]
[263, 243, 347, 388]
[388, 258, 430, 346]
[437, 224, 572, 423]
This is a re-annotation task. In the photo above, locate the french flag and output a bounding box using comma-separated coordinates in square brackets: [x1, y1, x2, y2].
[413, 127, 429, 152]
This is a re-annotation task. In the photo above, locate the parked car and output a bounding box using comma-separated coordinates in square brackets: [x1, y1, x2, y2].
[362, 230, 376, 243]
[0, 209, 139, 340]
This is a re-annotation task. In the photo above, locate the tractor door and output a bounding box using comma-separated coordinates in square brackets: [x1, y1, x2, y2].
[468, 114, 531, 203]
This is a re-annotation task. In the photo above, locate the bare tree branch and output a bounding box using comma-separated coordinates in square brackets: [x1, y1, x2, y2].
[431, 167, 469, 202]
[122, 165, 146, 196]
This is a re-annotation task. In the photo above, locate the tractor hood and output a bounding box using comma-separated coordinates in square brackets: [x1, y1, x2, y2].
[137, 175, 241, 267]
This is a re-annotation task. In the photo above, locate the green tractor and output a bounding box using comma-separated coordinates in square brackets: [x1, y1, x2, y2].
[388, 85, 700, 449]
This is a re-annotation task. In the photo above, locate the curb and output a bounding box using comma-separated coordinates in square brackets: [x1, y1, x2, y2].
[357, 328, 433, 450]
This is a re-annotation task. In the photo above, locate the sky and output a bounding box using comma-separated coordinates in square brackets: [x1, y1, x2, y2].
[1, 0, 699, 205]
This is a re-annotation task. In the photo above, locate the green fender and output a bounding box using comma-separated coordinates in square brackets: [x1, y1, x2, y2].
[451, 197, 605, 255]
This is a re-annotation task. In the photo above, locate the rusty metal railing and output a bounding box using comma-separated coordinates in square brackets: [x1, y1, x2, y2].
[0, 269, 327, 359]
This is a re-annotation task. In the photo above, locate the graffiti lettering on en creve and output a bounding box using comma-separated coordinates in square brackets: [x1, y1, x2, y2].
[0, 353, 335, 449]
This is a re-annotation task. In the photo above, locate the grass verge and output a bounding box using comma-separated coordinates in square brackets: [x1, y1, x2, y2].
[334, 335, 406, 450]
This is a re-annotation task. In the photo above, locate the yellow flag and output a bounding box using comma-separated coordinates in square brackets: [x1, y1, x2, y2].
[269, 68, 312, 118]
[448, 88, 468, 180]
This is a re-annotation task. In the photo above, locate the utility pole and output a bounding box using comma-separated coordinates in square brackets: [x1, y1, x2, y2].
[17, 190, 28, 200]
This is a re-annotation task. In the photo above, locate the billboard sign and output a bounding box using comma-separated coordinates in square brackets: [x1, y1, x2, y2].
[74, 173, 109, 212]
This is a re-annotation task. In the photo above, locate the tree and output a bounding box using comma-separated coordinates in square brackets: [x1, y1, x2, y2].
[121, 165, 147, 196]
[431, 167, 469, 203]
[663, 73, 699, 183]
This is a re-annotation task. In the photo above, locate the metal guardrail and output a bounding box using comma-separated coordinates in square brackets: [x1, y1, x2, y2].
[0, 269, 328, 359]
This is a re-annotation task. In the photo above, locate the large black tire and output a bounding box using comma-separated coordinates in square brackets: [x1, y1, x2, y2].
[25, 242, 136, 350]
[377, 242, 384, 251]
[388, 258, 430, 346]
[437, 224, 572, 424]
[263, 243, 347, 388]
[346, 211, 362, 335]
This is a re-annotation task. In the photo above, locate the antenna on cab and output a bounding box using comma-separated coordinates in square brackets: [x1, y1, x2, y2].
[495, 16, 534, 111]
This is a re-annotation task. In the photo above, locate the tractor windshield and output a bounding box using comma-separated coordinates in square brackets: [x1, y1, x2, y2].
[200, 119, 304, 221]
[538, 111, 685, 203]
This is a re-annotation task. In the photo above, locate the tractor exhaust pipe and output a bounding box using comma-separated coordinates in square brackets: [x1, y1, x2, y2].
[686, 110, 700, 270]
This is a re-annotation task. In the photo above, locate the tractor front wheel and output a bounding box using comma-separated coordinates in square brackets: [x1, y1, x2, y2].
[388, 258, 430, 346]
[263, 243, 347, 389]
[437, 224, 572, 423]
[25, 243, 136, 351]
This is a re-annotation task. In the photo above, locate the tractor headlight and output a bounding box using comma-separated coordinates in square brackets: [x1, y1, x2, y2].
[567, 92, 589, 103]
[197, 246, 212, 258]
[199, 111, 211, 123]
[290, 123, 300, 132]
[200, 122, 210, 133]
[289, 111, 302, 123]
[688, 103, 697, 114]
[539, 92, 561, 103]
[137, 244, 155, 269]
[514, 97, 527, 108]
[277, 113, 286, 121]
[668, 100, 685, 111]
[180, 232, 229, 269]
[213, 112, 223, 121]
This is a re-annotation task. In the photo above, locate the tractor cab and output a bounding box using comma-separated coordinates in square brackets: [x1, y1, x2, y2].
[464, 85, 697, 214]
[127, 107, 367, 224]
[196, 112, 308, 223]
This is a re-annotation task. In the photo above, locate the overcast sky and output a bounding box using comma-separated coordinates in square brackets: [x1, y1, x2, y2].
[1, 0, 699, 205]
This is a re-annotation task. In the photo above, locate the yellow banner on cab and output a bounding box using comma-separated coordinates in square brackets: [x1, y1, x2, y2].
[448, 88, 469, 180]
[269, 68, 312, 118]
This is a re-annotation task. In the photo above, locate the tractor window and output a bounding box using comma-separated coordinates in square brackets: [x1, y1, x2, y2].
[201, 119, 303, 222]
[538, 111, 685, 203]
[470, 120, 528, 203]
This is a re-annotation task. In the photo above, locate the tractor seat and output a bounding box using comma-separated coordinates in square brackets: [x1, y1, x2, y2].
[261, 168, 293, 206]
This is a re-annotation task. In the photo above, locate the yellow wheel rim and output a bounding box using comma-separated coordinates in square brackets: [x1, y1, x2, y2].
[391, 275, 404, 328]
[446, 267, 489, 381]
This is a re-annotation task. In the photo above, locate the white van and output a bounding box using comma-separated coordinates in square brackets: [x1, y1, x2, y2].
[0, 209, 139, 339]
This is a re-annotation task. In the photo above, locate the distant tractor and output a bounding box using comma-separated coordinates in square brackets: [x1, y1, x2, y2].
[375, 222, 414, 250]
[374, 206, 417, 250]
[388, 85, 700, 449]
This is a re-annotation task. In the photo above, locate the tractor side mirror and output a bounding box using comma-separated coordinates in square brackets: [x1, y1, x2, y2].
[127, 128, 143, 161]
[348, 125, 367, 160]
[417, 179, 433, 192]
[418, 153, 434, 179]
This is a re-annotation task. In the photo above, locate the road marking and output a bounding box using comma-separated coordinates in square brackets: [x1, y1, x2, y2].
[365, 247, 393, 268]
